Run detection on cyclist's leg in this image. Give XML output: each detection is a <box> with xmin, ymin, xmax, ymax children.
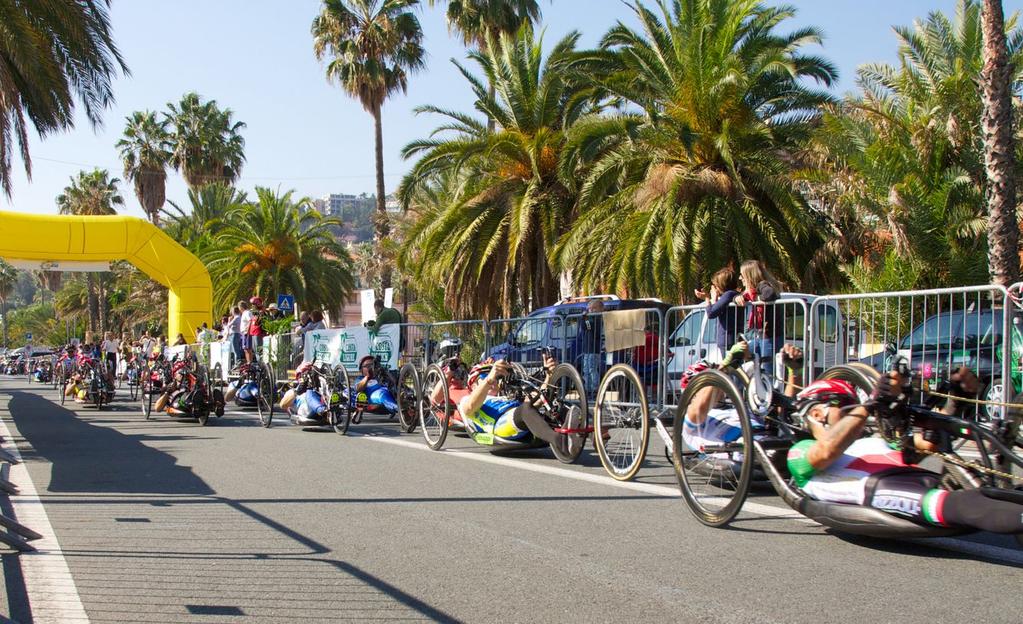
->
<box><xmin>931</xmin><ymin>489</ymin><xmax>1023</xmax><ymax>534</ymax></box>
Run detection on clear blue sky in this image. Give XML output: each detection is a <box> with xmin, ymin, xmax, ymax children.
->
<box><xmin>3</xmin><ymin>0</ymin><xmax>1019</xmax><ymax>219</ymax></box>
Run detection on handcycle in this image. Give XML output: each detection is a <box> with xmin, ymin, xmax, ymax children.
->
<box><xmin>148</xmin><ymin>352</ymin><xmax>225</xmax><ymax>426</ymax></box>
<box><xmin>225</xmin><ymin>360</ymin><xmax>276</xmax><ymax>427</ymax></box>
<box><xmin>418</xmin><ymin>356</ymin><xmax>590</xmax><ymax>463</ymax></box>
<box><xmin>281</xmin><ymin>361</ymin><xmax>350</xmax><ymax>433</ymax></box>
<box><xmin>66</xmin><ymin>356</ymin><xmax>114</xmax><ymax>409</ymax></box>
<box><xmin>328</xmin><ymin>355</ymin><xmax>401</xmax><ymax>435</ymax></box>
<box><xmin>671</xmin><ymin>359</ymin><xmax>1023</xmax><ymax>538</ymax></box>
<box><xmin>590</xmin><ymin>339</ymin><xmax>858</xmax><ymax>481</ymax></box>
<box><xmin>141</xmin><ymin>355</ymin><xmax>172</xmax><ymax>419</ymax></box>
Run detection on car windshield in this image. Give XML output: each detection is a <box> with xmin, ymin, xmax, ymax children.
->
<box><xmin>899</xmin><ymin>309</ymin><xmax>1004</xmax><ymax>350</ymax></box>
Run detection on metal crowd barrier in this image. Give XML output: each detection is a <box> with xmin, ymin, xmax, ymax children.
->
<box><xmin>423</xmin><ymin>320</ymin><xmax>490</xmax><ymax>371</ymax></box>
<box><xmin>808</xmin><ymin>285</ymin><xmax>1014</xmax><ymax>421</ymax></box>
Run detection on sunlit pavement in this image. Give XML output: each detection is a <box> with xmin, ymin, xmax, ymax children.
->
<box><xmin>0</xmin><ymin>376</ymin><xmax>1020</xmax><ymax>624</ymax></box>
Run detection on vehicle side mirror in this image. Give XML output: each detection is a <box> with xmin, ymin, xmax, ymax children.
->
<box><xmin>506</xmin><ymin>331</ymin><xmax>517</xmax><ymax>346</ymax></box>
<box><xmin>674</xmin><ymin>336</ymin><xmax>691</xmax><ymax>347</ymax></box>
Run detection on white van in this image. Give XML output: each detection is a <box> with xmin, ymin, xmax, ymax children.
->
<box><xmin>665</xmin><ymin>294</ymin><xmax>846</xmax><ymax>382</ymax></box>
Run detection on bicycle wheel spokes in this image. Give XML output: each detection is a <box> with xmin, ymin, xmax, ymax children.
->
<box><xmin>547</xmin><ymin>363</ymin><xmax>589</xmax><ymax>464</ymax></box>
<box><xmin>419</xmin><ymin>365</ymin><xmax>449</xmax><ymax>450</ymax></box>
<box><xmin>672</xmin><ymin>369</ymin><xmax>752</xmax><ymax>527</ymax></box>
<box><xmin>594</xmin><ymin>364</ymin><xmax>649</xmax><ymax>480</ymax></box>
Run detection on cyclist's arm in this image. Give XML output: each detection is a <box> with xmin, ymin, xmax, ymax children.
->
<box><xmin>804</xmin><ymin>405</ymin><xmax>870</xmax><ymax>470</ymax></box>
<box><xmin>458</xmin><ymin>374</ymin><xmax>498</xmax><ymax>418</ymax></box>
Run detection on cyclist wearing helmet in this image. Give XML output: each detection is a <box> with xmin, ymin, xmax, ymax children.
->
<box><xmin>431</xmin><ymin>353</ymin><xmax>560</xmax><ymax>445</ymax></box>
<box><xmin>788</xmin><ymin>368</ymin><xmax>1023</xmax><ymax>534</ymax></box>
<box><xmin>280</xmin><ymin>361</ymin><xmax>330</xmax><ymax>425</ymax></box>
<box><xmin>354</xmin><ymin>355</ymin><xmax>399</xmax><ymax>415</ymax></box>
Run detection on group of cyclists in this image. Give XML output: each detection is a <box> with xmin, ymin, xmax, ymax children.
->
<box><xmin>6</xmin><ymin>279</ymin><xmax>1023</xmax><ymax>547</ymax></box>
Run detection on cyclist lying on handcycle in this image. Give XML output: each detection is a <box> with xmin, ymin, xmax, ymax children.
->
<box><xmin>279</xmin><ymin>361</ymin><xmax>332</xmax><ymax>426</ymax></box>
<box><xmin>353</xmin><ymin>355</ymin><xmax>398</xmax><ymax>418</ymax></box>
<box><xmin>432</xmin><ymin>353</ymin><xmax>561</xmax><ymax>445</ymax></box>
<box><xmin>788</xmin><ymin>367</ymin><xmax>1023</xmax><ymax>534</ymax></box>
<box><xmin>679</xmin><ymin>343</ymin><xmax>804</xmax><ymax>454</ymax></box>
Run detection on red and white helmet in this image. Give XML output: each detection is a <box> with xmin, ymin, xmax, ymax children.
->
<box><xmin>295</xmin><ymin>361</ymin><xmax>313</xmax><ymax>379</ymax></box>
<box><xmin>795</xmin><ymin>379</ymin><xmax>858</xmax><ymax>416</ymax></box>
<box><xmin>249</xmin><ymin>296</ymin><xmax>263</xmax><ymax>307</ymax></box>
<box><xmin>171</xmin><ymin>361</ymin><xmax>188</xmax><ymax>376</ymax></box>
<box><xmin>466</xmin><ymin>362</ymin><xmax>493</xmax><ymax>389</ymax></box>
<box><xmin>680</xmin><ymin>361</ymin><xmax>711</xmax><ymax>391</ymax></box>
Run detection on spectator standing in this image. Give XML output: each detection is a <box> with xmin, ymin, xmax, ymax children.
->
<box><xmin>698</xmin><ymin>266</ymin><xmax>744</xmax><ymax>359</ymax></box>
<box><xmin>373</xmin><ymin>299</ymin><xmax>402</xmax><ymax>329</ymax></box>
<box><xmin>735</xmin><ymin>260</ymin><xmax>783</xmax><ymax>363</ymax></box>
<box><xmin>239</xmin><ymin>300</ymin><xmax>253</xmax><ymax>363</ymax></box>
<box><xmin>226</xmin><ymin>307</ymin><xmax>243</xmax><ymax>365</ymax></box>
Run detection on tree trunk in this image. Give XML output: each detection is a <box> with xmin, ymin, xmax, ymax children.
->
<box><xmin>981</xmin><ymin>0</ymin><xmax>1020</xmax><ymax>286</ymax></box>
<box><xmin>372</xmin><ymin>103</ymin><xmax>392</xmax><ymax>290</ymax></box>
<box><xmin>87</xmin><ymin>274</ymin><xmax>99</xmax><ymax>333</ymax></box>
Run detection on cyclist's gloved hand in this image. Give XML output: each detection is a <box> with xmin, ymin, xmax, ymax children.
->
<box><xmin>720</xmin><ymin>341</ymin><xmax>749</xmax><ymax>369</ymax></box>
<box><xmin>870</xmin><ymin>370</ymin><xmax>907</xmax><ymax>411</ymax></box>
<box><xmin>781</xmin><ymin>344</ymin><xmax>804</xmax><ymax>376</ymax></box>
<box><xmin>948</xmin><ymin>367</ymin><xmax>981</xmax><ymax>399</ymax></box>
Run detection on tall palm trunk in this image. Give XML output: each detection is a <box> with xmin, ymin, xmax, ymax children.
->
<box><xmin>373</xmin><ymin>102</ymin><xmax>392</xmax><ymax>290</ymax></box>
<box><xmin>87</xmin><ymin>274</ymin><xmax>99</xmax><ymax>332</ymax></box>
<box><xmin>981</xmin><ymin>0</ymin><xmax>1019</xmax><ymax>286</ymax></box>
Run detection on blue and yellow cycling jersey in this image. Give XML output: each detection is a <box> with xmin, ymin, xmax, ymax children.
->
<box><xmin>461</xmin><ymin>395</ymin><xmax>527</xmax><ymax>442</ymax></box>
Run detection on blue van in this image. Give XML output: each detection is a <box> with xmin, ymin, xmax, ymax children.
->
<box><xmin>487</xmin><ymin>295</ymin><xmax>670</xmax><ymax>371</ymax></box>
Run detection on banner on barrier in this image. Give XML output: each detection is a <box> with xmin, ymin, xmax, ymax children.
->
<box><xmin>304</xmin><ymin>325</ymin><xmax>400</xmax><ymax>370</ymax></box>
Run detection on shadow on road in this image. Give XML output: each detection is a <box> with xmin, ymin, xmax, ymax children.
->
<box><xmin>7</xmin><ymin>391</ymin><xmax>214</xmax><ymax>496</ymax></box>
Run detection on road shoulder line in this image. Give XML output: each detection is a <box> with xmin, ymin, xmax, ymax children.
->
<box><xmin>0</xmin><ymin>413</ymin><xmax>89</xmax><ymax>623</ymax></box>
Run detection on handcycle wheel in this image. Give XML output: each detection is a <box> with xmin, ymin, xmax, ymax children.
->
<box><xmin>397</xmin><ymin>363</ymin><xmax>421</xmax><ymax>434</ymax></box>
<box><xmin>547</xmin><ymin>363</ymin><xmax>590</xmax><ymax>464</ymax></box>
<box><xmin>329</xmin><ymin>365</ymin><xmax>352</xmax><ymax>435</ymax></box>
<box><xmin>594</xmin><ymin>363</ymin><xmax>649</xmax><ymax>479</ymax></box>
<box><xmin>672</xmin><ymin>369</ymin><xmax>753</xmax><ymax>527</ymax></box>
<box><xmin>419</xmin><ymin>364</ymin><xmax>450</xmax><ymax>450</ymax></box>
<box><xmin>256</xmin><ymin>363</ymin><xmax>275</xmax><ymax>428</ymax></box>
<box><xmin>142</xmin><ymin>376</ymin><xmax>154</xmax><ymax>419</ymax></box>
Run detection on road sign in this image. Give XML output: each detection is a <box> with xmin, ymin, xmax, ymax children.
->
<box><xmin>277</xmin><ymin>294</ymin><xmax>295</xmax><ymax>313</ymax></box>
<box><xmin>25</xmin><ymin>333</ymin><xmax>32</xmax><ymax>341</ymax></box>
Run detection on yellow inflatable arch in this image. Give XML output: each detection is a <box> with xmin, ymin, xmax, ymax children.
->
<box><xmin>0</xmin><ymin>210</ymin><xmax>212</xmax><ymax>339</ymax></box>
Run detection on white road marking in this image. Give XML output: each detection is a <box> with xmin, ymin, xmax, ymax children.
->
<box><xmin>358</xmin><ymin>433</ymin><xmax>1023</xmax><ymax>564</ymax></box>
<box><xmin>356</xmin><ymin>433</ymin><xmax>809</xmax><ymax>520</ymax></box>
<box><xmin>0</xmin><ymin>415</ymin><xmax>90</xmax><ymax>623</ymax></box>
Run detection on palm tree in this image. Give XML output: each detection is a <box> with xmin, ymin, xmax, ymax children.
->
<box><xmin>202</xmin><ymin>187</ymin><xmax>357</xmax><ymax>316</ymax></box>
<box><xmin>56</xmin><ymin>169</ymin><xmax>123</xmax><ymax>330</ymax></box>
<box><xmin>429</xmin><ymin>0</ymin><xmax>540</xmax><ymax>49</ymax></box>
<box><xmin>399</xmin><ymin>26</ymin><xmax>591</xmax><ymax>317</ymax></box>
<box><xmin>980</xmin><ymin>0</ymin><xmax>1020</xmax><ymax>286</ymax></box>
<box><xmin>803</xmin><ymin>0</ymin><xmax>1021</xmax><ymax>290</ymax></box>
<box><xmin>0</xmin><ymin>260</ymin><xmax>17</xmax><ymax>347</ymax></box>
<box><xmin>163</xmin><ymin>183</ymin><xmax>248</xmax><ymax>254</ymax></box>
<box><xmin>0</xmin><ymin>0</ymin><xmax>128</xmax><ymax>196</ymax></box>
<box><xmin>557</xmin><ymin>0</ymin><xmax>837</xmax><ymax>300</ymax></box>
<box><xmin>312</xmin><ymin>0</ymin><xmax>426</xmax><ymax>290</ymax></box>
<box><xmin>165</xmin><ymin>92</ymin><xmax>247</xmax><ymax>190</ymax></box>
<box><xmin>117</xmin><ymin>111</ymin><xmax>172</xmax><ymax>225</ymax></box>
<box><xmin>429</xmin><ymin>0</ymin><xmax>542</xmax><ymax>131</ymax></box>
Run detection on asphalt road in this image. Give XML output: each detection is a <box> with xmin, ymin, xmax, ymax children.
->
<box><xmin>0</xmin><ymin>376</ymin><xmax>1020</xmax><ymax>624</ymax></box>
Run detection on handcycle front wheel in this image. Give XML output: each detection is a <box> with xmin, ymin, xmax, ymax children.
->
<box><xmin>672</xmin><ymin>368</ymin><xmax>753</xmax><ymax>527</ymax></box>
<box><xmin>256</xmin><ymin>363</ymin><xmax>275</xmax><ymax>428</ymax></box>
<box><xmin>594</xmin><ymin>363</ymin><xmax>648</xmax><ymax>479</ymax></box>
<box><xmin>397</xmin><ymin>363</ymin><xmax>421</xmax><ymax>433</ymax></box>
<box><xmin>329</xmin><ymin>365</ymin><xmax>352</xmax><ymax>435</ymax></box>
<box><xmin>419</xmin><ymin>364</ymin><xmax>450</xmax><ymax>450</ymax></box>
<box><xmin>546</xmin><ymin>363</ymin><xmax>590</xmax><ymax>464</ymax></box>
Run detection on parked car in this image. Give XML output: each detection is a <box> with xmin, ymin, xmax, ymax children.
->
<box><xmin>664</xmin><ymin>294</ymin><xmax>845</xmax><ymax>383</ymax></box>
<box><xmin>857</xmin><ymin>308</ymin><xmax>1023</xmax><ymax>420</ymax></box>
<box><xmin>487</xmin><ymin>295</ymin><xmax>670</xmax><ymax>372</ymax></box>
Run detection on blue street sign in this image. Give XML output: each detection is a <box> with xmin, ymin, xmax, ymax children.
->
<box><xmin>277</xmin><ymin>294</ymin><xmax>295</xmax><ymax>312</ymax></box>
<box><xmin>25</xmin><ymin>333</ymin><xmax>32</xmax><ymax>340</ymax></box>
